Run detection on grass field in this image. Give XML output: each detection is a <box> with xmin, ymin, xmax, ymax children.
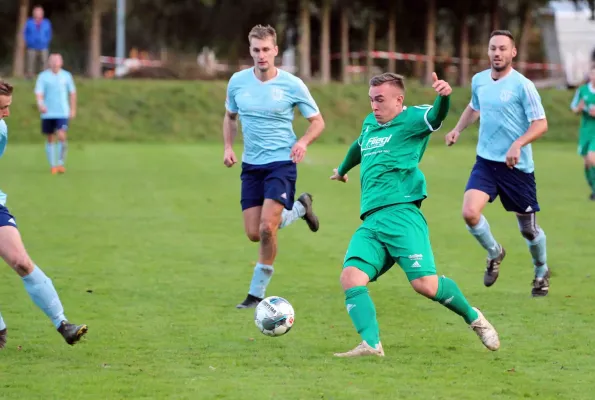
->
<box><xmin>0</xmin><ymin>141</ymin><xmax>594</xmax><ymax>399</ymax></box>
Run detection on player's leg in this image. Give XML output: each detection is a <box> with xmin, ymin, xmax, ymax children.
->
<box><xmin>0</xmin><ymin>208</ymin><xmax>87</xmax><ymax>345</ymax></box>
<box><xmin>497</xmin><ymin>166</ymin><xmax>549</xmax><ymax>296</ymax></box>
<box><xmin>382</xmin><ymin>204</ymin><xmax>500</xmax><ymax>351</ymax></box>
<box><xmin>42</xmin><ymin>119</ymin><xmax>58</xmax><ymax>173</ymax></box>
<box><xmin>587</xmin><ymin>149</ymin><xmax>595</xmax><ymax>200</ymax></box>
<box><xmin>272</xmin><ymin>162</ymin><xmax>319</xmax><ymax>232</ymax></box>
<box><xmin>334</xmin><ymin>221</ymin><xmax>388</xmax><ymax>357</ymax></box>
<box><xmin>462</xmin><ymin>158</ymin><xmax>506</xmax><ymax>286</ymax></box>
<box><xmin>55</xmin><ymin>120</ymin><xmax>69</xmax><ymax>173</ymax></box>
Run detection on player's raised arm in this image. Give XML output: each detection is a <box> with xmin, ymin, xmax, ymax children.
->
<box><xmin>331</xmin><ymin>139</ymin><xmax>361</xmax><ymax>183</ymax></box>
<box><xmin>425</xmin><ymin>72</ymin><xmax>451</xmax><ymax>130</ymax></box>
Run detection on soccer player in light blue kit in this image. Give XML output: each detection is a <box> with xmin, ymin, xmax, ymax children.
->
<box><xmin>0</xmin><ymin>81</ymin><xmax>87</xmax><ymax>349</ymax></box>
<box><xmin>223</xmin><ymin>25</ymin><xmax>325</xmax><ymax>308</ymax></box>
<box><xmin>35</xmin><ymin>53</ymin><xmax>76</xmax><ymax>174</ymax></box>
<box><xmin>445</xmin><ymin>30</ymin><xmax>550</xmax><ymax>297</ymax></box>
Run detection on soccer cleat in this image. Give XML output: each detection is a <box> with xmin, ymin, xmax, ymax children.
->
<box><xmin>531</xmin><ymin>269</ymin><xmax>550</xmax><ymax>297</ymax></box>
<box><xmin>56</xmin><ymin>165</ymin><xmax>66</xmax><ymax>174</ymax></box>
<box><xmin>469</xmin><ymin>307</ymin><xmax>500</xmax><ymax>351</ymax></box>
<box><xmin>484</xmin><ymin>245</ymin><xmax>506</xmax><ymax>287</ymax></box>
<box><xmin>590</xmin><ymin>193</ymin><xmax>595</xmax><ymax>201</ymax></box>
<box><xmin>297</xmin><ymin>193</ymin><xmax>319</xmax><ymax>232</ymax></box>
<box><xmin>0</xmin><ymin>328</ymin><xmax>6</xmax><ymax>349</ymax></box>
<box><xmin>236</xmin><ymin>294</ymin><xmax>262</xmax><ymax>309</ymax></box>
<box><xmin>334</xmin><ymin>340</ymin><xmax>385</xmax><ymax>357</ymax></box>
<box><xmin>51</xmin><ymin>167</ymin><xmax>59</xmax><ymax>175</ymax></box>
<box><xmin>57</xmin><ymin>321</ymin><xmax>88</xmax><ymax>345</ymax></box>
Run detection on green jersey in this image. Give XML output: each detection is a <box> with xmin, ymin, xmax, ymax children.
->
<box><xmin>338</xmin><ymin>95</ymin><xmax>450</xmax><ymax>220</ymax></box>
<box><xmin>571</xmin><ymin>83</ymin><xmax>595</xmax><ymax>138</ymax></box>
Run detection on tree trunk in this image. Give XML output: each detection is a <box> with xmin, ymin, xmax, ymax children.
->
<box><xmin>459</xmin><ymin>5</ymin><xmax>470</xmax><ymax>86</ymax></box>
<box><xmin>366</xmin><ymin>16</ymin><xmax>376</xmax><ymax>80</ymax></box>
<box><xmin>387</xmin><ymin>1</ymin><xmax>396</xmax><ymax>73</ymax></box>
<box><xmin>319</xmin><ymin>0</ymin><xmax>331</xmax><ymax>83</ymax></box>
<box><xmin>491</xmin><ymin>0</ymin><xmax>500</xmax><ymax>31</ymax></box>
<box><xmin>299</xmin><ymin>0</ymin><xmax>311</xmax><ymax>80</ymax></box>
<box><xmin>12</xmin><ymin>0</ymin><xmax>30</xmax><ymax>78</ymax></box>
<box><xmin>424</xmin><ymin>0</ymin><xmax>436</xmax><ymax>84</ymax></box>
<box><xmin>517</xmin><ymin>0</ymin><xmax>533</xmax><ymax>75</ymax></box>
<box><xmin>340</xmin><ymin>6</ymin><xmax>349</xmax><ymax>83</ymax></box>
<box><xmin>87</xmin><ymin>0</ymin><xmax>103</xmax><ymax>78</ymax></box>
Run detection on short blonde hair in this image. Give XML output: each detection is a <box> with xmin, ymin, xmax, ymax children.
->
<box><xmin>369</xmin><ymin>73</ymin><xmax>405</xmax><ymax>91</ymax></box>
<box><xmin>248</xmin><ymin>25</ymin><xmax>277</xmax><ymax>45</ymax></box>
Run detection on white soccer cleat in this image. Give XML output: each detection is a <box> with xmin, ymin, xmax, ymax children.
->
<box><xmin>469</xmin><ymin>307</ymin><xmax>500</xmax><ymax>351</ymax></box>
<box><xmin>334</xmin><ymin>340</ymin><xmax>385</xmax><ymax>357</ymax></box>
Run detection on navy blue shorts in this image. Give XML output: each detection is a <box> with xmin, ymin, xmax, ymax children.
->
<box><xmin>465</xmin><ymin>156</ymin><xmax>540</xmax><ymax>214</ymax></box>
<box><xmin>240</xmin><ymin>161</ymin><xmax>297</xmax><ymax>211</ymax></box>
<box><xmin>42</xmin><ymin>118</ymin><xmax>69</xmax><ymax>135</ymax></box>
<box><xmin>0</xmin><ymin>205</ymin><xmax>17</xmax><ymax>228</ymax></box>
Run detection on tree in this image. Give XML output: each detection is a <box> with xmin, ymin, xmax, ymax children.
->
<box><xmin>12</xmin><ymin>0</ymin><xmax>29</xmax><ymax>78</ymax></box>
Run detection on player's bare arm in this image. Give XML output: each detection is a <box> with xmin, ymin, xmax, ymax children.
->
<box><xmin>446</xmin><ymin>106</ymin><xmax>480</xmax><ymax>146</ymax></box>
<box><xmin>290</xmin><ymin>113</ymin><xmax>325</xmax><ymax>163</ymax></box>
<box><xmin>69</xmin><ymin>91</ymin><xmax>77</xmax><ymax>119</ymax></box>
<box><xmin>505</xmin><ymin>118</ymin><xmax>548</xmax><ymax>168</ymax></box>
<box><xmin>222</xmin><ymin>110</ymin><xmax>238</xmax><ymax>167</ymax></box>
<box><xmin>35</xmin><ymin>93</ymin><xmax>47</xmax><ymax>114</ymax></box>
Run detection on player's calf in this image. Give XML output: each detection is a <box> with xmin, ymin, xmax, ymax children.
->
<box><xmin>517</xmin><ymin>213</ymin><xmax>549</xmax><ymax>296</ymax></box>
<box><xmin>0</xmin><ymin>328</ymin><xmax>6</xmax><ymax>349</ymax></box>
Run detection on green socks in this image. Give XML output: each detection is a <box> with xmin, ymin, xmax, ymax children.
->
<box><xmin>432</xmin><ymin>276</ymin><xmax>478</xmax><ymax>324</ymax></box>
<box><xmin>344</xmin><ymin>286</ymin><xmax>380</xmax><ymax>348</ymax></box>
<box><xmin>585</xmin><ymin>166</ymin><xmax>595</xmax><ymax>194</ymax></box>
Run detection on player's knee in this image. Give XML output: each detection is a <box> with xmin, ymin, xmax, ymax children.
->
<box><xmin>340</xmin><ymin>267</ymin><xmax>369</xmax><ymax>291</ymax></box>
<box><xmin>245</xmin><ymin>227</ymin><xmax>260</xmax><ymax>242</ymax></box>
<box><xmin>462</xmin><ymin>206</ymin><xmax>481</xmax><ymax>226</ymax></box>
<box><xmin>517</xmin><ymin>214</ymin><xmax>540</xmax><ymax>241</ymax></box>
<box><xmin>258</xmin><ymin>221</ymin><xmax>276</xmax><ymax>244</ymax></box>
<box><xmin>6</xmin><ymin>252</ymin><xmax>34</xmax><ymax>277</ymax></box>
<box><xmin>410</xmin><ymin>275</ymin><xmax>438</xmax><ymax>298</ymax></box>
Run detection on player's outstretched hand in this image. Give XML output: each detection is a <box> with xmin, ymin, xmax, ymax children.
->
<box><xmin>223</xmin><ymin>148</ymin><xmax>237</xmax><ymax>168</ymax></box>
<box><xmin>291</xmin><ymin>140</ymin><xmax>307</xmax><ymax>163</ymax></box>
<box><xmin>432</xmin><ymin>72</ymin><xmax>452</xmax><ymax>96</ymax></box>
<box><xmin>445</xmin><ymin>130</ymin><xmax>460</xmax><ymax>146</ymax></box>
<box><xmin>330</xmin><ymin>168</ymin><xmax>348</xmax><ymax>183</ymax></box>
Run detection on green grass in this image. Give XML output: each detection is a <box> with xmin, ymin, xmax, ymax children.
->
<box><xmin>0</xmin><ymin>142</ymin><xmax>593</xmax><ymax>399</ymax></box>
<box><xmin>4</xmin><ymin>78</ymin><xmax>581</xmax><ymax>143</ymax></box>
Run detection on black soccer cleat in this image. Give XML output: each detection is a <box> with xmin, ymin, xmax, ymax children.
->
<box><xmin>236</xmin><ymin>294</ymin><xmax>262</xmax><ymax>309</ymax></box>
<box><xmin>0</xmin><ymin>328</ymin><xmax>6</xmax><ymax>349</ymax></box>
<box><xmin>590</xmin><ymin>193</ymin><xmax>595</xmax><ymax>201</ymax></box>
<box><xmin>297</xmin><ymin>193</ymin><xmax>319</xmax><ymax>232</ymax></box>
<box><xmin>58</xmin><ymin>321</ymin><xmax>88</xmax><ymax>345</ymax></box>
<box><xmin>484</xmin><ymin>245</ymin><xmax>506</xmax><ymax>287</ymax></box>
<box><xmin>531</xmin><ymin>269</ymin><xmax>550</xmax><ymax>297</ymax></box>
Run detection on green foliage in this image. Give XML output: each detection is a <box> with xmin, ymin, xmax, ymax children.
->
<box><xmin>5</xmin><ymin>79</ymin><xmax>579</xmax><ymax>144</ymax></box>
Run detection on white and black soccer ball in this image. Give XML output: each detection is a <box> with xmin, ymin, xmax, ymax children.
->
<box><xmin>254</xmin><ymin>296</ymin><xmax>295</xmax><ymax>337</ymax></box>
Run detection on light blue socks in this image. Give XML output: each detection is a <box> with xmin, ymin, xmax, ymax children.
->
<box><xmin>45</xmin><ymin>141</ymin><xmax>56</xmax><ymax>167</ymax></box>
<box><xmin>466</xmin><ymin>215</ymin><xmax>501</xmax><ymax>259</ymax></box>
<box><xmin>279</xmin><ymin>201</ymin><xmax>305</xmax><ymax>229</ymax></box>
<box><xmin>22</xmin><ymin>266</ymin><xmax>66</xmax><ymax>329</ymax></box>
<box><xmin>0</xmin><ymin>313</ymin><xmax>5</xmax><ymax>331</ymax></box>
<box><xmin>527</xmin><ymin>229</ymin><xmax>548</xmax><ymax>278</ymax></box>
<box><xmin>248</xmin><ymin>263</ymin><xmax>274</xmax><ymax>299</ymax></box>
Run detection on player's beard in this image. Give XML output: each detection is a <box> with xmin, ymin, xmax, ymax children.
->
<box><xmin>491</xmin><ymin>59</ymin><xmax>510</xmax><ymax>72</ymax></box>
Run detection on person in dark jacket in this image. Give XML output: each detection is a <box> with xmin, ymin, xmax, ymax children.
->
<box><xmin>24</xmin><ymin>6</ymin><xmax>52</xmax><ymax>79</ymax></box>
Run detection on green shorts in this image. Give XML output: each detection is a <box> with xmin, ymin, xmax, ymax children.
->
<box><xmin>343</xmin><ymin>203</ymin><xmax>436</xmax><ymax>282</ymax></box>
<box><xmin>578</xmin><ymin>135</ymin><xmax>595</xmax><ymax>157</ymax></box>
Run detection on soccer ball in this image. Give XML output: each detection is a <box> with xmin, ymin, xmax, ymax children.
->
<box><xmin>254</xmin><ymin>296</ymin><xmax>295</xmax><ymax>337</ymax></box>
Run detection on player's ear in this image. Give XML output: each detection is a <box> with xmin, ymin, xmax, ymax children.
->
<box><xmin>512</xmin><ymin>46</ymin><xmax>517</xmax><ymax>58</ymax></box>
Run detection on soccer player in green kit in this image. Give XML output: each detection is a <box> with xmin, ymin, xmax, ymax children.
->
<box><xmin>330</xmin><ymin>72</ymin><xmax>500</xmax><ymax>357</ymax></box>
<box><xmin>570</xmin><ymin>66</ymin><xmax>595</xmax><ymax>200</ymax></box>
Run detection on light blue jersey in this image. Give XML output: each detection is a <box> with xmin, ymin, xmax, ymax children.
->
<box><xmin>225</xmin><ymin>67</ymin><xmax>320</xmax><ymax>165</ymax></box>
<box><xmin>35</xmin><ymin>69</ymin><xmax>76</xmax><ymax>119</ymax></box>
<box><xmin>0</xmin><ymin>120</ymin><xmax>8</xmax><ymax>205</ymax></box>
<box><xmin>470</xmin><ymin>69</ymin><xmax>546</xmax><ymax>173</ymax></box>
